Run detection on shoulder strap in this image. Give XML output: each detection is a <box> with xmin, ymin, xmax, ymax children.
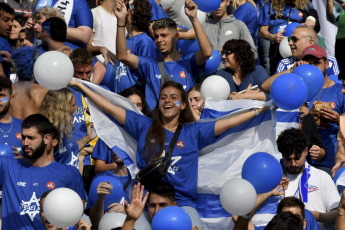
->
<box><xmin>157</xmin><ymin>57</ymin><xmax>173</xmax><ymax>89</ymax></box>
<box><xmin>163</xmin><ymin>124</ymin><xmax>182</xmax><ymax>162</ymax></box>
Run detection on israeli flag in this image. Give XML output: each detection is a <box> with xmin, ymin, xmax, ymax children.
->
<box><xmin>79</xmin><ymin>79</ymin><xmax>298</xmax><ymax>229</ymax></box>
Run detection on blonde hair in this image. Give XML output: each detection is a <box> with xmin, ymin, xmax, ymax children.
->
<box><xmin>40</xmin><ymin>88</ymin><xmax>74</xmax><ymax>148</ymax></box>
<box><xmin>262</xmin><ymin>0</ymin><xmax>308</xmax><ymax>19</ymax></box>
<box><xmin>34</xmin><ymin>7</ymin><xmax>65</xmax><ymax>21</ymax></box>
<box><xmin>232</xmin><ymin>0</ymin><xmax>257</xmax><ymax>11</ymax></box>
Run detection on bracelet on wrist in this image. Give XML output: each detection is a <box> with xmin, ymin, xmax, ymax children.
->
<box><xmin>117</xmin><ymin>24</ymin><xmax>126</xmax><ymax>27</ymax></box>
<box><xmin>338</xmin><ymin>211</ymin><xmax>345</xmax><ymax>216</ymax></box>
<box><xmin>253</xmin><ymin>108</ymin><xmax>260</xmax><ymax>116</ymax></box>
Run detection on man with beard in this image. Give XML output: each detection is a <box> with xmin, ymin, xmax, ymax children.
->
<box><xmin>0</xmin><ymin>114</ymin><xmax>85</xmax><ymax>229</ymax></box>
<box><xmin>277</xmin><ymin>128</ymin><xmax>340</xmax><ymax>229</ymax></box>
<box><xmin>0</xmin><ymin>77</ymin><xmax>22</xmax><ymax>154</ymax></box>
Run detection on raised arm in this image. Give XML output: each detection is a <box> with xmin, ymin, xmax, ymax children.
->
<box><xmin>122</xmin><ymin>183</ymin><xmax>149</xmax><ymax>230</ymax></box>
<box><xmin>115</xmin><ymin>0</ymin><xmax>139</xmax><ymax>71</ymax></box>
<box><xmin>69</xmin><ymin>80</ymin><xmax>126</xmax><ymax>125</ymax></box>
<box><xmin>185</xmin><ymin>0</ymin><xmax>212</xmax><ymax>66</ymax></box>
<box><xmin>262</xmin><ymin>61</ymin><xmax>309</xmax><ymax>93</ymax></box>
<box><xmin>214</xmin><ymin>106</ymin><xmax>270</xmax><ymax>136</ymax></box>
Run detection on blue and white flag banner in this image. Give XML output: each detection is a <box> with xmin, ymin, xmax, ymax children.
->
<box><xmin>76</xmin><ymin>79</ymin><xmax>298</xmax><ymax>229</ymax></box>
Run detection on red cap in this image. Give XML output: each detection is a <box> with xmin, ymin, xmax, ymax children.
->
<box><xmin>301</xmin><ymin>45</ymin><xmax>327</xmax><ymax>60</ymax></box>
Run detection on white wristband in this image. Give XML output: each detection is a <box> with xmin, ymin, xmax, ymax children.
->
<box><xmin>306</xmin><ymin>16</ymin><xmax>316</xmax><ymax>23</ymax></box>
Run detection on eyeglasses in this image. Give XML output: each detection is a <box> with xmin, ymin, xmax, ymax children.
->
<box><xmin>288</xmin><ymin>35</ymin><xmax>312</xmax><ymax>43</ymax></box>
<box><xmin>221</xmin><ymin>50</ymin><xmax>232</xmax><ymax>56</ymax></box>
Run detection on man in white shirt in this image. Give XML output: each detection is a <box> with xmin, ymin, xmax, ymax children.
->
<box><xmin>277</xmin><ymin>128</ymin><xmax>340</xmax><ymax>230</ymax></box>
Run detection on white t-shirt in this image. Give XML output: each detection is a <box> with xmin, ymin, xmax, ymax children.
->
<box><xmin>286</xmin><ymin>165</ymin><xmax>340</xmax><ymax>230</ymax></box>
<box><xmin>91</xmin><ymin>6</ymin><xmax>117</xmax><ymax>63</ymax></box>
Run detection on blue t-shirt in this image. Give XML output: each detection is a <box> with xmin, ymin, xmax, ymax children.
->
<box><xmin>149</xmin><ymin>0</ymin><xmax>168</xmax><ymax>21</ymax></box>
<box><xmin>34</xmin><ymin>0</ymin><xmax>92</xmax><ymax>29</ymax></box>
<box><xmin>0</xmin><ymin>117</ymin><xmax>23</xmax><ymax>150</ymax></box>
<box><xmin>124</xmin><ymin>110</ymin><xmax>216</xmax><ymax>208</ymax></box>
<box><xmin>102</xmin><ymin>33</ymin><xmax>157</xmax><ymax>93</ymax></box>
<box><xmin>69</xmin><ymin>87</ymin><xmax>88</xmax><ymax>141</ymax></box>
<box><xmin>137</xmin><ymin>54</ymin><xmax>200</xmax><ymax>110</ymax></box>
<box><xmin>54</xmin><ymin>135</ymin><xmax>80</xmax><ymax>169</ymax></box>
<box><xmin>233</xmin><ymin>3</ymin><xmax>259</xmax><ymax>47</ymax></box>
<box><xmin>92</xmin><ymin>138</ymin><xmax>111</xmax><ymax>163</ymax></box>
<box><xmin>0</xmin><ymin>37</ymin><xmax>13</xmax><ymax>77</ymax></box>
<box><xmin>308</xmin><ymin>83</ymin><xmax>345</xmax><ymax>168</ymax></box>
<box><xmin>34</xmin><ymin>0</ymin><xmax>92</xmax><ymax>47</ymax></box>
<box><xmin>259</xmin><ymin>1</ymin><xmax>314</xmax><ymax>34</ymax></box>
<box><xmin>0</xmin><ymin>158</ymin><xmax>85</xmax><ymax>229</ymax></box>
<box><xmin>216</xmin><ymin>65</ymin><xmax>271</xmax><ymax>101</ymax></box>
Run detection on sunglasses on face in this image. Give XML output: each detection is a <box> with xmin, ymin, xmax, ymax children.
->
<box><xmin>288</xmin><ymin>35</ymin><xmax>311</xmax><ymax>43</ymax></box>
<box><xmin>221</xmin><ymin>50</ymin><xmax>232</xmax><ymax>56</ymax></box>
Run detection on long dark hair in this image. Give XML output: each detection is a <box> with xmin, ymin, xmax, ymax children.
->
<box><xmin>143</xmin><ymin>81</ymin><xmax>195</xmax><ymax>162</ymax></box>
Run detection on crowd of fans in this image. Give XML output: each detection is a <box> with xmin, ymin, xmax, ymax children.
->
<box><xmin>1</xmin><ymin>0</ymin><xmax>345</xmax><ymax>229</ymax></box>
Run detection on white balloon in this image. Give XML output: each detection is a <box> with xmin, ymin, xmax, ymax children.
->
<box><xmin>98</xmin><ymin>212</ymin><xmax>127</xmax><ymax>230</ymax></box>
<box><xmin>279</xmin><ymin>37</ymin><xmax>292</xmax><ymax>58</ymax></box>
<box><xmin>220</xmin><ymin>178</ymin><xmax>257</xmax><ymax>216</ymax></box>
<box><xmin>200</xmin><ymin>75</ymin><xmax>230</xmax><ymax>100</ymax></box>
<box><xmin>178</xmin><ymin>5</ymin><xmax>207</xmax><ymax>29</ymax></box>
<box><xmin>43</xmin><ymin>188</ymin><xmax>83</xmax><ymax>228</ymax></box>
<box><xmin>34</xmin><ymin>51</ymin><xmax>74</xmax><ymax>90</ymax></box>
<box><xmin>160</xmin><ymin>0</ymin><xmax>175</xmax><ymax>9</ymax></box>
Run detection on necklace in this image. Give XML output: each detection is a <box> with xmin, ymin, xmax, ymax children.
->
<box><xmin>0</xmin><ymin>117</ymin><xmax>13</xmax><ymax>136</ymax></box>
<box><xmin>315</xmin><ymin>78</ymin><xmax>332</xmax><ymax>102</ymax></box>
<box><xmin>163</xmin><ymin>125</ymin><xmax>178</xmax><ymax>131</ymax></box>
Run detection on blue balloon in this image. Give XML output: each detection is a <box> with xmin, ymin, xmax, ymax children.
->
<box><xmin>334</xmin><ymin>167</ymin><xmax>345</xmax><ymax>183</ymax></box>
<box><xmin>0</xmin><ymin>144</ymin><xmax>14</xmax><ymax>157</ymax></box>
<box><xmin>176</xmin><ymin>39</ymin><xmax>200</xmax><ymax>54</ymax></box>
<box><xmin>194</xmin><ymin>0</ymin><xmax>222</xmax><ymax>13</ymax></box>
<box><xmin>242</xmin><ymin>152</ymin><xmax>283</xmax><ymax>194</ymax></box>
<box><xmin>89</xmin><ymin>175</ymin><xmax>124</xmax><ymax>211</ymax></box>
<box><xmin>270</xmin><ymin>73</ymin><xmax>308</xmax><ymax>110</ymax></box>
<box><xmin>292</xmin><ymin>64</ymin><xmax>324</xmax><ymax>102</ymax></box>
<box><xmin>283</xmin><ymin>22</ymin><xmax>301</xmax><ymax>36</ymax></box>
<box><xmin>203</xmin><ymin>50</ymin><xmax>221</xmax><ymax>74</ymax></box>
<box><xmin>152</xmin><ymin>206</ymin><xmax>192</xmax><ymax>230</ymax></box>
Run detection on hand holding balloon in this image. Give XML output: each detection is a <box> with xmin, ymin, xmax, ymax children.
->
<box><xmin>96</xmin><ymin>181</ymin><xmax>113</xmax><ymax>199</ymax></box>
<box><xmin>43</xmin><ymin>188</ymin><xmax>84</xmax><ymax>228</ymax></box>
<box><xmin>185</xmin><ymin>0</ymin><xmax>198</xmax><ymax>20</ymax></box>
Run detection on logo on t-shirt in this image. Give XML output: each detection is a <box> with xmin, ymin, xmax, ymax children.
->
<box><xmin>127</xmin><ymin>49</ymin><xmax>131</xmax><ymax>54</ymax></box>
<box><xmin>176</xmin><ymin>140</ymin><xmax>184</xmax><ymax>148</ymax></box>
<box><xmin>16</xmin><ymin>133</ymin><xmax>22</xmax><ymax>140</ymax></box>
<box><xmin>46</xmin><ymin>181</ymin><xmax>55</xmax><ymax>190</ymax></box>
<box><xmin>298</xmin><ymin>11</ymin><xmax>303</xmax><ymax>17</ymax></box>
<box><xmin>20</xmin><ymin>192</ymin><xmax>41</xmax><ymax>221</ymax></box>
<box><xmin>308</xmin><ymin>184</ymin><xmax>319</xmax><ymax>192</ymax></box>
<box><xmin>180</xmin><ymin>71</ymin><xmax>186</xmax><ymax>79</ymax></box>
<box><xmin>330</xmin><ymin>101</ymin><xmax>336</xmax><ymax>109</ymax></box>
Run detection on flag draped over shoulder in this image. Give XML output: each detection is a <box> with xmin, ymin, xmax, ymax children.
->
<box><xmin>79</xmin><ymin>79</ymin><xmax>299</xmax><ymax>230</ymax></box>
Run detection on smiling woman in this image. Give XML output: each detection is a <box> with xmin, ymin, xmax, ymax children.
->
<box><xmin>69</xmin><ymin>79</ymin><xmax>270</xmax><ymax>228</ymax></box>
<box><xmin>216</xmin><ymin>39</ymin><xmax>270</xmax><ymax>101</ymax></box>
